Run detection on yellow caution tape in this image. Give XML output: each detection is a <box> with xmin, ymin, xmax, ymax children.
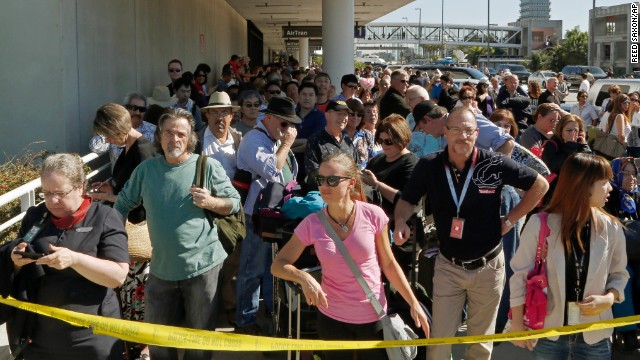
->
<box><xmin>1</xmin><ymin>296</ymin><xmax>639</xmax><ymax>351</ymax></box>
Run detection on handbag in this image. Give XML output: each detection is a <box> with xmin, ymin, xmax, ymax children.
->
<box><xmin>508</xmin><ymin>212</ymin><xmax>550</xmax><ymax>330</ymax></box>
<box><xmin>196</xmin><ymin>155</ymin><xmax>245</xmax><ymax>254</ymax></box>
<box><xmin>125</xmin><ymin>220</ymin><xmax>152</xmax><ymax>262</ymax></box>
<box><xmin>317</xmin><ymin>210</ymin><xmax>418</xmax><ymax>360</ymax></box>
<box><xmin>593</xmin><ymin>118</ymin><xmax>627</xmax><ymax>159</ymax></box>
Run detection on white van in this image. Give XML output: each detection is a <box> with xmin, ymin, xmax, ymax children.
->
<box><xmin>587</xmin><ymin>79</ymin><xmax>640</xmax><ymax>111</ymax></box>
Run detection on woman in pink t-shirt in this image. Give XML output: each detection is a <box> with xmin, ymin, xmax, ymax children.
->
<box><xmin>272</xmin><ymin>153</ymin><xmax>429</xmax><ymax>360</ymax></box>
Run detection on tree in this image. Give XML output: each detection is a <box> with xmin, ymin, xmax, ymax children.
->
<box><xmin>555</xmin><ymin>29</ymin><xmax>588</xmax><ymax>68</ymax></box>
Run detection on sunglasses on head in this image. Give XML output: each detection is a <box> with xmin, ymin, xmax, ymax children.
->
<box><xmin>314</xmin><ymin>175</ymin><xmax>351</xmax><ymax>187</ymax></box>
<box><xmin>348</xmin><ymin>112</ymin><xmax>364</xmax><ymax>118</ymax></box>
<box><xmin>376</xmin><ymin>138</ymin><xmax>394</xmax><ymax>146</ymax></box>
<box><xmin>125</xmin><ymin>104</ymin><xmax>147</xmax><ymax>112</ymax></box>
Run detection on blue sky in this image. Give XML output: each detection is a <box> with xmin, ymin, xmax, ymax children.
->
<box><xmin>374</xmin><ymin>0</ymin><xmax>633</xmax><ymax>34</ymax></box>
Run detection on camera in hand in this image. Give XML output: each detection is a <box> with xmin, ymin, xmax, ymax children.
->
<box><xmin>13</xmin><ymin>251</ymin><xmax>45</xmax><ymax>259</ymax></box>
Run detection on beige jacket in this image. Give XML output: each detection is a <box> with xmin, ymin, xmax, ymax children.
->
<box><xmin>510</xmin><ymin>210</ymin><xmax>629</xmax><ymax>344</ymax></box>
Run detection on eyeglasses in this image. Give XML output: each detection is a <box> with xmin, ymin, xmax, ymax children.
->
<box><xmin>208</xmin><ymin>110</ymin><xmax>231</xmax><ymax>118</ymax></box>
<box><xmin>125</xmin><ymin>104</ymin><xmax>147</xmax><ymax>113</ymax></box>
<box><xmin>446</xmin><ymin>127</ymin><xmax>478</xmax><ymax>136</ymax></box>
<box><xmin>376</xmin><ymin>138</ymin><xmax>394</xmax><ymax>146</ymax></box>
<box><xmin>38</xmin><ymin>187</ymin><xmax>76</xmax><ymax>200</ymax></box>
<box><xmin>168</xmin><ymin>68</ymin><xmax>182</xmax><ymax>73</ymax></box>
<box><xmin>314</xmin><ymin>175</ymin><xmax>351</xmax><ymax>187</ymax></box>
<box><xmin>345</xmin><ymin>84</ymin><xmax>358</xmax><ymax>89</ymax></box>
<box><xmin>268</xmin><ymin>90</ymin><xmax>281</xmax><ymax>95</ymax></box>
<box><xmin>243</xmin><ymin>102</ymin><xmax>261</xmax><ymax>108</ymax></box>
<box><xmin>348</xmin><ymin>112</ymin><xmax>364</xmax><ymax>118</ymax></box>
<box><xmin>578</xmin><ymin>95</ymin><xmax>588</xmax><ymax>99</ymax></box>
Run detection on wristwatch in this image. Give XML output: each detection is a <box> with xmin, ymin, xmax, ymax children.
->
<box><xmin>504</xmin><ymin>217</ymin><xmax>514</xmax><ymax>228</ymax></box>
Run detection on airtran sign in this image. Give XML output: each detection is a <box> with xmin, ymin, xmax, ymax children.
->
<box><xmin>282</xmin><ymin>26</ymin><xmax>365</xmax><ymax>38</ymax></box>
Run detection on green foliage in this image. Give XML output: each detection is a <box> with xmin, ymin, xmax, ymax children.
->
<box><xmin>465</xmin><ymin>46</ymin><xmax>493</xmax><ymax>66</ymax></box>
<box><xmin>0</xmin><ymin>150</ymin><xmax>47</xmax><ymax>244</ymax></box>
<box><xmin>555</xmin><ymin>29</ymin><xmax>588</xmax><ymax>68</ymax></box>
<box><xmin>354</xmin><ymin>60</ymin><xmax>366</xmax><ymax>70</ymax></box>
<box><xmin>526</xmin><ymin>50</ymin><xmax>558</xmax><ymax>71</ymax></box>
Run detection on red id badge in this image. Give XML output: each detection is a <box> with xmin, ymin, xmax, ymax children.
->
<box><xmin>450</xmin><ymin>217</ymin><xmax>465</xmax><ymax>239</ymax></box>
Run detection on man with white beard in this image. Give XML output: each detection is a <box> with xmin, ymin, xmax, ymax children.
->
<box><xmin>115</xmin><ymin>108</ymin><xmax>240</xmax><ymax>359</ymax></box>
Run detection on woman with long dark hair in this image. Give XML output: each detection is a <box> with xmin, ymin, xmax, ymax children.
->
<box><xmin>509</xmin><ymin>153</ymin><xmax>628</xmax><ymax>359</ymax></box>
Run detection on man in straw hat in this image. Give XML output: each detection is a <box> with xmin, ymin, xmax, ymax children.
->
<box><xmin>234</xmin><ymin>96</ymin><xmax>301</xmax><ymax>335</ymax></box>
<box><xmin>196</xmin><ymin>92</ymin><xmax>244</xmax><ymax>325</ymax></box>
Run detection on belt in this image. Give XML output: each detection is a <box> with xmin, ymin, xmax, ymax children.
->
<box><xmin>442</xmin><ymin>243</ymin><xmax>503</xmax><ymax>271</ymax></box>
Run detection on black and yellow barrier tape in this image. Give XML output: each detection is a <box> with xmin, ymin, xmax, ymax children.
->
<box><xmin>1</xmin><ymin>296</ymin><xmax>639</xmax><ymax>351</ymax></box>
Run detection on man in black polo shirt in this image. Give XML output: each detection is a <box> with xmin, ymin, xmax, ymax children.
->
<box><xmin>394</xmin><ymin>107</ymin><xmax>548</xmax><ymax>360</ymax></box>
<box><xmin>304</xmin><ymin>100</ymin><xmax>358</xmax><ymax>190</ymax></box>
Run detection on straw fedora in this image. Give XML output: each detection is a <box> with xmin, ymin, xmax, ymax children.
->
<box><xmin>201</xmin><ymin>91</ymin><xmax>240</xmax><ymax>112</ymax></box>
<box><xmin>148</xmin><ymin>86</ymin><xmax>177</xmax><ymax>107</ymax></box>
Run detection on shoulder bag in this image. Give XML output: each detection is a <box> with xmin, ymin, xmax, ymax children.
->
<box><xmin>593</xmin><ymin>115</ymin><xmax>627</xmax><ymax>159</ymax></box>
<box><xmin>508</xmin><ymin>211</ymin><xmax>551</xmax><ymax>330</ymax></box>
<box><xmin>317</xmin><ymin>210</ymin><xmax>418</xmax><ymax>360</ymax></box>
<box><xmin>196</xmin><ymin>155</ymin><xmax>246</xmax><ymax>253</ymax></box>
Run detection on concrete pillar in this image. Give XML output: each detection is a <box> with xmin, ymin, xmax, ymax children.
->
<box><xmin>299</xmin><ymin>37</ymin><xmax>309</xmax><ymax>69</ymax></box>
<box><xmin>610</xmin><ymin>42</ymin><xmax>615</xmax><ymax>69</ymax></box>
<box><xmin>322</xmin><ymin>0</ymin><xmax>354</xmax><ymax>84</ymax></box>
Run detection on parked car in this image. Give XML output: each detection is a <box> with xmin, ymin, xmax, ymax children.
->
<box><xmin>561</xmin><ymin>65</ymin><xmax>607</xmax><ymax>87</ymax></box>
<box><xmin>587</xmin><ymin>79</ymin><xmax>640</xmax><ymax>112</ymax></box>
<box><xmin>412</xmin><ymin>65</ymin><xmax>488</xmax><ymax>82</ymax></box>
<box><xmin>495</xmin><ymin>64</ymin><xmax>531</xmax><ymax>83</ymax></box>
<box><xmin>527</xmin><ymin>70</ymin><xmax>557</xmax><ymax>88</ymax></box>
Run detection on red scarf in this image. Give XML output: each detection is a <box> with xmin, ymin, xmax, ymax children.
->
<box><xmin>50</xmin><ymin>197</ymin><xmax>92</xmax><ymax>230</ymax></box>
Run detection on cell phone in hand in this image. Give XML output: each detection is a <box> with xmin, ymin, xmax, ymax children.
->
<box><xmin>13</xmin><ymin>251</ymin><xmax>45</xmax><ymax>259</ymax></box>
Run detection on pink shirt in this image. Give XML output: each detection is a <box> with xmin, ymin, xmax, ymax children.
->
<box><xmin>294</xmin><ymin>201</ymin><xmax>389</xmax><ymax>324</ymax></box>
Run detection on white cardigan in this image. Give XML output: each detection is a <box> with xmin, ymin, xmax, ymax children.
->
<box><xmin>510</xmin><ymin>210</ymin><xmax>629</xmax><ymax>344</ymax></box>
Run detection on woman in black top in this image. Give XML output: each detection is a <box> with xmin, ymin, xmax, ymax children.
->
<box><xmin>361</xmin><ymin>114</ymin><xmax>419</xmax><ymax>268</ymax></box>
<box><xmin>604</xmin><ymin>157</ymin><xmax>640</xmax><ymax>353</ymax></box>
<box><xmin>90</xmin><ymin>103</ymin><xmax>158</xmax><ymax>359</ymax></box>
<box><xmin>7</xmin><ymin>153</ymin><xmax>129</xmax><ymax>359</ymax></box>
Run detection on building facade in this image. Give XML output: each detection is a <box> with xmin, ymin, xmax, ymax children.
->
<box><xmin>589</xmin><ymin>3</ymin><xmax>636</xmax><ymax>75</ymax></box>
<box><xmin>519</xmin><ymin>0</ymin><xmax>551</xmax><ymax>21</ymax></box>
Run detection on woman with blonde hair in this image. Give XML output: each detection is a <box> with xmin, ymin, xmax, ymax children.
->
<box><xmin>272</xmin><ymin>153</ymin><xmax>429</xmax><ymax>360</ymax></box>
<box><xmin>509</xmin><ymin>153</ymin><xmax>628</xmax><ymax>359</ymax></box>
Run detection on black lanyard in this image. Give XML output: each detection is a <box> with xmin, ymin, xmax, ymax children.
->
<box><xmin>570</xmin><ymin>224</ymin><xmax>589</xmax><ymax>301</ymax></box>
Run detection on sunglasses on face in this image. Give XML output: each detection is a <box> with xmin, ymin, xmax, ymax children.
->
<box><xmin>624</xmin><ymin>100</ymin><xmax>631</xmax><ymax>105</ymax></box>
<box><xmin>168</xmin><ymin>68</ymin><xmax>181</xmax><ymax>73</ymax></box>
<box><xmin>125</xmin><ymin>104</ymin><xmax>147</xmax><ymax>113</ymax></box>
<box><xmin>348</xmin><ymin>112</ymin><xmax>364</xmax><ymax>118</ymax></box>
<box><xmin>376</xmin><ymin>138</ymin><xmax>394</xmax><ymax>146</ymax></box>
<box><xmin>314</xmin><ymin>175</ymin><xmax>351</xmax><ymax>187</ymax></box>
<box><xmin>268</xmin><ymin>90</ymin><xmax>281</xmax><ymax>95</ymax></box>
<box><xmin>243</xmin><ymin>102</ymin><xmax>261</xmax><ymax>108</ymax></box>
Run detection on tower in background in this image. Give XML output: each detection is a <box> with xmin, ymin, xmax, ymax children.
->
<box><xmin>519</xmin><ymin>0</ymin><xmax>551</xmax><ymax>21</ymax></box>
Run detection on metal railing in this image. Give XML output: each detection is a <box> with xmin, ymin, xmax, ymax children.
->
<box><xmin>0</xmin><ymin>152</ymin><xmax>110</xmax><ymax>233</ymax></box>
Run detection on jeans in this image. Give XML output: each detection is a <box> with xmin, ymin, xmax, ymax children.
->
<box><xmin>495</xmin><ymin>186</ymin><xmax>521</xmax><ymax>333</ymax></box>
<box><xmin>533</xmin><ymin>334</ymin><xmax>611</xmax><ymax>360</ymax></box>
<box><xmin>236</xmin><ymin>216</ymin><xmax>273</xmax><ymax>327</ymax></box>
<box><xmin>145</xmin><ymin>263</ymin><xmax>222</xmax><ymax>360</ymax></box>
<box><xmin>612</xmin><ymin>261</ymin><xmax>640</xmax><ymax>332</ymax></box>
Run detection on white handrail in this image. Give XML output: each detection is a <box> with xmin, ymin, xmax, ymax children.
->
<box><xmin>0</xmin><ymin>152</ymin><xmax>110</xmax><ymax>233</ymax></box>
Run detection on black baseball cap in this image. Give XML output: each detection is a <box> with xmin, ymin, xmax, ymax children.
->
<box><xmin>413</xmin><ymin>100</ymin><xmax>447</xmax><ymax>121</ymax></box>
<box><xmin>326</xmin><ymin>100</ymin><xmax>350</xmax><ymax>112</ymax></box>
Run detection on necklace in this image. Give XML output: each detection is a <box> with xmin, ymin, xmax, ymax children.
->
<box><xmin>327</xmin><ymin>203</ymin><xmax>355</xmax><ymax>233</ymax></box>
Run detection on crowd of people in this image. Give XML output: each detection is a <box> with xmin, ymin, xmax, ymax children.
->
<box><xmin>1</xmin><ymin>54</ymin><xmax>639</xmax><ymax>360</ymax></box>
